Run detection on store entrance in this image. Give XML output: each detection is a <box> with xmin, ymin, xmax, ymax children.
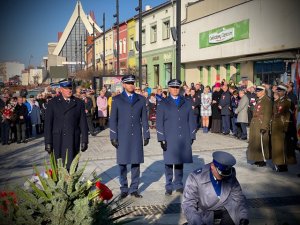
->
<box><xmin>254</xmin><ymin>59</ymin><xmax>291</xmax><ymax>85</ymax></box>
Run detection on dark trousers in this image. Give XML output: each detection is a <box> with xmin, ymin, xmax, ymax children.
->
<box><xmin>214</xmin><ymin>209</ymin><xmax>235</xmax><ymax>225</ymax></box>
<box><xmin>25</xmin><ymin>118</ymin><xmax>32</xmax><ymax>138</ymax></box>
<box><xmin>119</xmin><ymin>164</ymin><xmax>140</xmax><ymax>194</ymax></box>
<box><xmin>231</xmin><ymin>117</ymin><xmax>237</xmax><ymax>135</ymax></box>
<box><xmin>221</xmin><ymin>115</ymin><xmax>230</xmax><ymax>134</ymax></box>
<box><xmin>86</xmin><ymin>116</ymin><xmax>94</xmax><ymax>133</ymax></box>
<box><xmin>165</xmin><ymin>164</ymin><xmax>184</xmax><ymax>191</ymax></box>
<box><xmin>16</xmin><ymin>123</ymin><xmax>26</xmax><ymax>142</ymax></box>
<box><xmin>239</xmin><ymin>122</ymin><xmax>247</xmax><ymax>139</ymax></box>
<box><xmin>1</xmin><ymin>121</ymin><xmax>10</xmax><ymax>144</ymax></box>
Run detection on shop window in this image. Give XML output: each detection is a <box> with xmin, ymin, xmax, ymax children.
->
<box><xmin>165</xmin><ymin>63</ymin><xmax>172</xmax><ymax>87</ymax></box>
<box><xmin>142</xmin><ymin>65</ymin><xmax>147</xmax><ymax>84</ymax></box>
<box><xmin>199</xmin><ymin>66</ymin><xmax>203</xmax><ymax>83</ymax></box>
<box><xmin>154</xmin><ymin>64</ymin><xmax>160</xmax><ymax>86</ymax></box>
<box><xmin>151</xmin><ymin>24</ymin><xmax>157</xmax><ymax>43</ymax></box>
<box><xmin>216</xmin><ymin>65</ymin><xmax>220</xmax><ymax>81</ymax></box>
<box><xmin>236</xmin><ymin>63</ymin><xmax>241</xmax><ymax>83</ymax></box>
<box><xmin>207</xmin><ymin>66</ymin><xmax>211</xmax><ymax>87</ymax></box>
<box><xmin>226</xmin><ymin>64</ymin><xmax>231</xmax><ymax>82</ymax></box>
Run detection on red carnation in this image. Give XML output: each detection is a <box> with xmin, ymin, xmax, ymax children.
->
<box><xmin>95</xmin><ymin>181</ymin><xmax>113</xmax><ymax>201</ymax></box>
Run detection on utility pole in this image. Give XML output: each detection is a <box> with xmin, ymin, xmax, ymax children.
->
<box><xmin>176</xmin><ymin>0</ymin><xmax>181</xmax><ymax>80</ymax></box>
<box><xmin>102</xmin><ymin>13</ymin><xmax>106</xmax><ymax>76</ymax></box>
<box><xmin>80</xmin><ymin>36</ymin><xmax>83</xmax><ymax>70</ymax></box>
<box><xmin>138</xmin><ymin>0</ymin><xmax>143</xmax><ymax>88</ymax></box>
<box><xmin>92</xmin><ymin>22</ymin><xmax>96</xmax><ymax>72</ymax></box>
<box><xmin>114</xmin><ymin>0</ymin><xmax>120</xmax><ymax>76</ymax></box>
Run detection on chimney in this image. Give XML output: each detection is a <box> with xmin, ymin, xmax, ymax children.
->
<box><xmin>145</xmin><ymin>5</ymin><xmax>152</xmax><ymax>11</ymax></box>
<box><xmin>90</xmin><ymin>10</ymin><xmax>96</xmax><ymax>23</ymax></box>
<box><xmin>58</xmin><ymin>32</ymin><xmax>63</xmax><ymax>41</ymax></box>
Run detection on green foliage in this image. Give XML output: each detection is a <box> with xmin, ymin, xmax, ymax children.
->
<box><xmin>0</xmin><ymin>153</ymin><xmax>135</xmax><ymax>225</ymax></box>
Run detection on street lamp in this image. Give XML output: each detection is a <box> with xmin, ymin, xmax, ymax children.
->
<box><xmin>114</xmin><ymin>0</ymin><xmax>120</xmax><ymax>76</ymax></box>
<box><xmin>135</xmin><ymin>0</ymin><xmax>142</xmax><ymax>88</ymax></box>
<box><xmin>175</xmin><ymin>0</ymin><xmax>181</xmax><ymax>80</ymax></box>
<box><xmin>100</xmin><ymin>13</ymin><xmax>106</xmax><ymax>77</ymax></box>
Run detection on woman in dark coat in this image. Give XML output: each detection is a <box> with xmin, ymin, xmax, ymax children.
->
<box><xmin>211</xmin><ymin>83</ymin><xmax>222</xmax><ymax>133</ymax></box>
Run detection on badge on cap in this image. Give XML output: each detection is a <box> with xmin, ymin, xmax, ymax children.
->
<box><xmin>212</xmin><ymin>151</ymin><xmax>236</xmax><ymax>177</ymax></box>
<box><xmin>168</xmin><ymin>79</ymin><xmax>182</xmax><ymax>87</ymax></box>
<box><xmin>122</xmin><ymin>75</ymin><xmax>136</xmax><ymax>83</ymax></box>
<box><xmin>59</xmin><ymin>79</ymin><xmax>72</xmax><ymax>88</ymax></box>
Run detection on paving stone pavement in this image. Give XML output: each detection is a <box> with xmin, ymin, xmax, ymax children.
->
<box><xmin>0</xmin><ymin>129</ymin><xmax>300</xmax><ymax>224</ymax></box>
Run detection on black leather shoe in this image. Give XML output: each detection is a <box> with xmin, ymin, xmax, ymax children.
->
<box><xmin>176</xmin><ymin>188</ymin><xmax>184</xmax><ymax>194</ymax></box>
<box><xmin>274</xmin><ymin>165</ymin><xmax>288</xmax><ymax>172</ymax></box>
<box><xmin>165</xmin><ymin>190</ymin><xmax>172</xmax><ymax>196</ymax></box>
<box><xmin>120</xmin><ymin>192</ymin><xmax>128</xmax><ymax>199</ymax></box>
<box><xmin>176</xmin><ymin>188</ymin><xmax>183</xmax><ymax>194</ymax></box>
<box><xmin>130</xmin><ymin>192</ymin><xmax>143</xmax><ymax>198</ymax></box>
<box><xmin>256</xmin><ymin>161</ymin><xmax>266</xmax><ymax>167</ymax></box>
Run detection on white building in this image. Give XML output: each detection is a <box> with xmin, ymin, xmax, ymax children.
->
<box><xmin>21</xmin><ymin>68</ymin><xmax>47</xmax><ymax>85</ymax></box>
<box><xmin>181</xmin><ymin>0</ymin><xmax>300</xmax><ymax>86</ymax></box>
<box><xmin>0</xmin><ymin>62</ymin><xmax>25</xmax><ymax>82</ymax></box>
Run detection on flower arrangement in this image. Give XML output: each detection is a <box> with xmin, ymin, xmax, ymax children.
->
<box><xmin>0</xmin><ymin>152</ymin><xmax>135</xmax><ymax>225</ymax></box>
<box><xmin>2</xmin><ymin>103</ymin><xmax>15</xmax><ymax>121</ymax></box>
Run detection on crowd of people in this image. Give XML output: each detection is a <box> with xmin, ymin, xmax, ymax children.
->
<box><xmin>1</xmin><ymin>78</ymin><xmax>298</xmax><ymax>148</ymax></box>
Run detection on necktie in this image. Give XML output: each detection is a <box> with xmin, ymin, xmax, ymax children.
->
<box><xmin>129</xmin><ymin>95</ymin><xmax>133</xmax><ymax>102</ymax></box>
<box><xmin>66</xmin><ymin>99</ymin><xmax>70</xmax><ymax>104</ymax></box>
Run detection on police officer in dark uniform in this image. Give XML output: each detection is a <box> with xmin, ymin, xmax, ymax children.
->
<box><xmin>219</xmin><ymin>85</ymin><xmax>231</xmax><ymax>135</ymax></box>
<box><xmin>182</xmin><ymin>151</ymin><xmax>249</xmax><ymax>225</ymax></box>
<box><xmin>156</xmin><ymin>79</ymin><xmax>196</xmax><ymax>195</ymax></box>
<box><xmin>44</xmin><ymin>79</ymin><xmax>88</xmax><ymax>170</ymax></box>
<box><xmin>110</xmin><ymin>75</ymin><xmax>150</xmax><ymax>198</ymax></box>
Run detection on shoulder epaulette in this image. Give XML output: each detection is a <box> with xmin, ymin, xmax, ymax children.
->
<box><xmin>193</xmin><ymin>168</ymin><xmax>202</xmax><ymax>174</ymax></box>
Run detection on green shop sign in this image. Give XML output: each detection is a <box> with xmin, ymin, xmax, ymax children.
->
<box><xmin>199</xmin><ymin>19</ymin><xmax>249</xmax><ymax>48</ymax></box>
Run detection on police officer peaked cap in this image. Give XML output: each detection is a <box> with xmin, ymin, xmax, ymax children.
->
<box><xmin>59</xmin><ymin>79</ymin><xmax>72</xmax><ymax>88</ymax></box>
<box><xmin>122</xmin><ymin>75</ymin><xmax>136</xmax><ymax>83</ymax></box>
<box><xmin>277</xmin><ymin>85</ymin><xmax>287</xmax><ymax>91</ymax></box>
<box><xmin>168</xmin><ymin>79</ymin><xmax>182</xmax><ymax>87</ymax></box>
<box><xmin>255</xmin><ymin>86</ymin><xmax>265</xmax><ymax>92</ymax></box>
<box><xmin>212</xmin><ymin>151</ymin><xmax>236</xmax><ymax>177</ymax></box>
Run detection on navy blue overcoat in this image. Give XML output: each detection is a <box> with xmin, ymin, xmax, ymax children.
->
<box><xmin>156</xmin><ymin>96</ymin><xmax>196</xmax><ymax>164</ymax></box>
<box><xmin>44</xmin><ymin>95</ymin><xmax>88</xmax><ymax>168</ymax></box>
<box><xmin>109</xmin><ymin>92</ymin><xmax>150</xmax><ymax>164</ymax></box>
<box><xmin>219</xmin><ymin>90</ymin><xmax>232</xmax><ymax>115</ymax></box>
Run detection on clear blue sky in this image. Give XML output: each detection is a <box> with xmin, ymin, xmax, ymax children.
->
<box><xmin>0</xmin><ymin>0</ymin><xmax>167</xmax><ymax>67</ymax></box>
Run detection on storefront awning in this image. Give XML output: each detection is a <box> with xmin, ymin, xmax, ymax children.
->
<box><xmin>231</xmin><ymin>52</ymin><xmax>296</xmax><ymax>63</ymax></box>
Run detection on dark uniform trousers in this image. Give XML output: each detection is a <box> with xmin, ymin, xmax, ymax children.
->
<box><xmin>222</xmin><ymin>115</ymin><xmax>230</xmax><ymax>134</ymax></box>
<box><xmin>119</xmin><ymin>164</ymin><xmax>140</xmax><ymax>193</ymax></box>
<box><xmin>165</xmin><ymin>164</ymin><xmax>184</xmax><ymax>191</ymax></box>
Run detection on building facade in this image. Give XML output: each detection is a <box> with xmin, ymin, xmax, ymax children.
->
<box><xmin>0</xmin><ymin>62</ymin><xmax>25</xmax><ymax>82</ymax></box>
<box><xmin>113</xmin><ymin>22</ymin><xmax>128</xmax><ymax>75</ymax></box>
<box><xmin>127</xmin><ymin>18</ymin><xmax>137</xmax><ymax>72</ymax></box>
<box><xmin>181</xmin><ymin>0</ymin><xmax>300</xmax><ymax>86</ymax></box>
<box><xmin>95</xmin><ymin>28</ymin><xmax>114</xmax><ymax>74</ymax></box>
<box><xmin>136</xmin><ymin>1</ymin><xmax>177</xmax><ymax>88</ymax></box>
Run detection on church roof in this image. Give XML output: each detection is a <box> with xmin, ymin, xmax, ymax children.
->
<box><xmin>52</xmin><ymin>1</ymin><xmax>102</xmax><ymax>56</ymax></box>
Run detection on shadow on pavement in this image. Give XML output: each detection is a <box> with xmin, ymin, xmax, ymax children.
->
<box><xmin>139</xmin><ymin>160</ymin><xmax>165</xmax><ymax>193</ymax></box>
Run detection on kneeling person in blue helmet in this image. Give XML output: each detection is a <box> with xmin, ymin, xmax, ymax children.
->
<box><xmin>182</xmin><ymin>151</ymin><xmax>249</xmax><ymax>225</ymax></box>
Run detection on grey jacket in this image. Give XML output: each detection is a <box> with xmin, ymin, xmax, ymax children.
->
<box><xmin>182</xmin><ymin>164</ymin><xmax>248</xmax><ymax>225</ymax></box>
<box><xmin>235</xmin><ymin>95</ymin><xmax>249</xmax><ymax>123</ymax></box>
